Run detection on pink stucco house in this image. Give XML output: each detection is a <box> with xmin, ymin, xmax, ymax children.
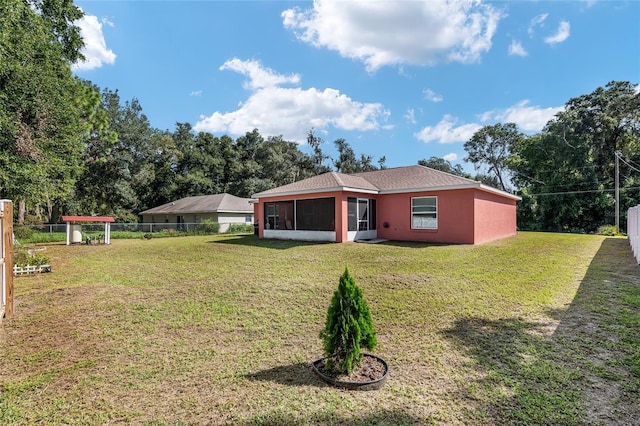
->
<box><xmin>252</xmin><ymin>165</ymin><xmax>520</xmax><ymax>245</ymax></box>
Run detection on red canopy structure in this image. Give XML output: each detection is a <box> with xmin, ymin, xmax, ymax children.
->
<box><xmin>62</xmin><ymin>216</ymin><xmax>115</xmax><ymax>245</ymax></box>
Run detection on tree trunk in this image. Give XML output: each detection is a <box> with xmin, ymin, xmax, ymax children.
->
<box><xmin>34</xmin><ymin>204</ymin><xmax>43</xmax><ymax>223</ymax></box>
<box><xmin>18</xmin><ymin>199</ymin><xmax>26</xmax><ymax>225</ymax></box>
<box><xmin>46</xmin><ymin>194</ymin><xmax>53</xmax><ymax>223</ymax></box>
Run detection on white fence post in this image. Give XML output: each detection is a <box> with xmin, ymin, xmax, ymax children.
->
<box><xmin>628</xmin><ymin>205</ymin><xmax>640</xmax><ymax>264</ymax></box>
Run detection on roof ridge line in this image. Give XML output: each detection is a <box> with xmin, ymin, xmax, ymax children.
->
<box><xmin>330</xmin><ymin>171</ymin><xmax>345</xmax><ymax>187</ymax></box>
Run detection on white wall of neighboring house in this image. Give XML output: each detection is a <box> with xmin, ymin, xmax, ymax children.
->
<box><xmin>218</xmin><ymin>212</ymin><xmax>254</xmax><ymax>232</ymax></box>
<box><xmin>140</xmin><ymin>212</ymin><xmax>253</xmax><ymax>232</ymax></box>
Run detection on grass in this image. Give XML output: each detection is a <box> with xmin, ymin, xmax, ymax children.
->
<box><xmin>1</xmin><ymin>232</ymin><xmax>638</xmax><ymax>425</ymax></box>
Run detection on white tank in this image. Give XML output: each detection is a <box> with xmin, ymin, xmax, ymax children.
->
<box><xmin>71</xmin><ymin>224</ymin><xmax>83</xmax><ymax>243</ymax></box>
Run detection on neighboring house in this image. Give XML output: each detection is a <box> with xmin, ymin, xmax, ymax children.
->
<box><xmin>140</xmin><ymin>193</ymin><xmax>254</xmax><ymax>232</ymax></box>
<box><xmin>252</xmin><ymin>165</ymin><xmax>520</xmax><ymax>245</ymax></box>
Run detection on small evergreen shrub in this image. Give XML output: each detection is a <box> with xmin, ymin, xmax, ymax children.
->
<box><xmin>320</xmin><ymin>266</ymin><xmax>377</xmax><ymax>375</ymax></box>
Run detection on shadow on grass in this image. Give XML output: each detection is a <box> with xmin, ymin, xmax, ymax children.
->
<box><xmin>244</xmin><ymin>365</ymin><xmax>431</xmax><ymax>424</ymax></box>
<box><xmin>207</xmin><ymin>234</ymin><xmax>331</xmax><ymax>250</ymax></box>
<box><xmin>210</xmin><ymin>234</ymin><xmax>457</xmax><ymax>250</ymax></box>
<box><xmin>238</xmin><ymin>409</ymin><xmax>428</xmax><ymax>426</ymax></box>
<box><xmin>443</xmin><ymin>316</ymin><xmax>583</xmax><ymax>425</ymax></box>
<box><xmin>245</xmin><ymin>362</ymin><xmax>322</xmax><ymax>387</ymax></box>
<box><xmin>374</xmin><ymin>240</ymin><xmax>455</xmax><ymax>249</ymax></box>
<box><xmin>442</xmin><ymin>237</ymin><xmax>640</xmax><ymax>425</ymax></box>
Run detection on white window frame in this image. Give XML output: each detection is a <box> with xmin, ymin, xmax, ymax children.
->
<box><xmin>411</xmin><ymin>196</ymin><xmax>437</xmax><ymax>229</ymax></box>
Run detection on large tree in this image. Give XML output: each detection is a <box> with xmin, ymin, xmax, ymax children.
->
<box><xmin>333</xmin><ymin>138</ymin><xmax>383</xmax><ymax>173</ymax></box>
<box><xmin>306</xmin><ymin>129</ymin><xmax>332</xmax><ymax>174</ymax></box>
<box><xmin>464</xmin><ymin>123</ymin><xmax>524</xmax><ymax>192</ymax></box>
<box><xmin>74</xmin><ymin>89</ymin><xmax>153</xmax><ymax>219</ymax></box>
<box><xmin>512</xmin><ymin>81</ymin><xmax>640</xmax><ymax>232</ymax></box>
<box><xmin>0</xmin><ymin>0</ymin><xmax>98</xmax><ymax>223</ymax></box>
<box><xmin>418</xmin><ymin>156</ymin><xmax>469</xmax><ymax>177</ymax></box>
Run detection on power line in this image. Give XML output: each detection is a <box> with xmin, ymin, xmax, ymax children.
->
<box><xmin>522</xmin><ymin>186</ymin><xmax>640</xmax><ymax>197</ymax></box>
<box><xmin>618</xmin><ymin>155</ymin><xmax>640</xmax><ymax>174</ymax></box>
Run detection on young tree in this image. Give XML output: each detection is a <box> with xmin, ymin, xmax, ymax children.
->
<box><xmin>321</xmin><ymin>266</ymin><xmax>377</xmax><ymax>375</ymax></box>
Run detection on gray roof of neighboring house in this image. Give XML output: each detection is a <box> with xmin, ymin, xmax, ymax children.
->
<box><xmin>140</xmin><ymin>193</ymin><xmax>254</xmax><ymax>215</ymax></box>
<box><xmin>253</xmin><ymin>165</ymin><xmax>521</xmax><ymax>200</ymax></box>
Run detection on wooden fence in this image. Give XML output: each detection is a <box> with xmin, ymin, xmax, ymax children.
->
<box><xmin>1</xmin><ymin>200</ymin><xmax>14</xmax><ymax>321</ymax></box>
<box><xmin>628</xmin><ymin>205</ymin><xmax>640</xmax><ymax>264</ymax></box>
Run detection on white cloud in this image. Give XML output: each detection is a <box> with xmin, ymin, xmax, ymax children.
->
<box><xmin>482</xmin><ymin>100</ymin><xmax>564</xmax><ymax>132</ymax></box>
<box><xmin>528</xmin><ymin>13</ymin><xmax>548</xmax><ymax>37</ymax></box>
<box><xmin>415</xmin><ymin>100</ymin><xmax>564</xmax><ymax>144</ymax></box>
<box><xmin>423</xmin><ymin>89</ymin><xmax>443</xmax><ymax>102</ymax></box>
<box><xmin>415</xmin><ymin>115</ymin><xmax>482</xmax><ymax>144</ymax></box>
<box><xmin>194</xmin><ymin>59</ymin><xmax>389</xmax><ymax>142</ymax></box>
<box><xmin>72</xmin><ymin>13</ymin><xmax>116</xmax><ymax>71</ymax></box>
<box><xmin>443</xmin><ymin>153</ymin><xmax>458</xmax><ymax>162</ymax></box>
<box><xmin>220</xmin><ymin>58</ymin><xmax>300</xmax><ymax>90</ymax></box>
<box><xmin>508</xmin><ymin>40</ymin><xmax>528</xmax><ymax>57</ymax></box>
<box><xmin>404</xmin><ymin>108</ymin><xmax>416</xmax><ymax>124</ymax></box>
<box><xmin>190</xmin><ymin>91</ymin><xmax>202</xmax><ymax>97</ymax></box>
<box><xmin>545</xmin><ymin>21</ymin><xmax>570</xmax><ymax>45</ymax></box>
<box><xmin>282</xmin><ymin>0</ymin><xmax>503</xmax><ymax>72</ymax></box>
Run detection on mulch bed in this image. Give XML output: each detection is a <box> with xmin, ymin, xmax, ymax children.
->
<box><xmin>313</xmin><ymin>354</ymin><xmax>387</xmax><ymax>383</ymax></box>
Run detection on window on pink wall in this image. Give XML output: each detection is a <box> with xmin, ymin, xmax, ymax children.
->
<box><xmin>411</xmin><ymin>196</ymin><xmax>437</xmax><ymax>229</ymax></box>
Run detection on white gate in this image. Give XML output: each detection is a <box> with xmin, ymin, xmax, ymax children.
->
<box><xmin>1</xmin><ymin>199</ymin><xmax>14</xmax><ymax>320</ymax></box>
<box><xmin>628</xmin><ymin>205</ymin><xmax>640</xmax><ymax>264</ymax></box>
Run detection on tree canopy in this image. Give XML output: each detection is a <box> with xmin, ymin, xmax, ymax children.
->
<box><xmin>1</xmin><ymin>3</ymin><xmax>636</xmax><ymax>233</ymax></box>
<box><xmin>467</xmin><ymin>81</ymin><xmax>639</xmax><ymax>232</ymax></box>
<box><xmin>0</xmin><ymin>0</ymin><xmax>104</xmax><ymax>223</ymax></box>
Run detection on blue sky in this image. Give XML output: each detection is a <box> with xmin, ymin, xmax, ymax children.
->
<box><xmin>73</xmin><ymin>0</ymin><xmax>639</xmax><ymax>172</ymax></box>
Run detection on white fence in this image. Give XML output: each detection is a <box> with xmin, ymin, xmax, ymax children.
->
<box><xmin>628</xmin><ymin>205</ymin><xmax>640</xmax><ymax>264</ymax></box>
<box><xmin>13</xmin><ymin>264</ymin><xmax>51</xmax><ymax>276</ymax></box>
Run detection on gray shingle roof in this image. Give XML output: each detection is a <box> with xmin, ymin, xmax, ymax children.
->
<box><xmin>253</xmin><ymin>165</ymin><xmax>520</xmax><ymax>200</ymax></box>
<box><xmin>140</xmin><ymin>193</ymin><xmax>253</xmax><ymax>215</ymax></box>
<box><xmin>252</xmin><ymin>171</ymin><xmax>378</xmax><ymax>197</ymax></box>
<box><xmin>351</xmin><ymin>165</ymin><xmax>479</xmax><ymax>192</ymax></box>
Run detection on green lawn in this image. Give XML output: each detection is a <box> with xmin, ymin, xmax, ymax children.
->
<box><xmin>1</xmin><ymin>232</ymin><xmax>638</xmax><ymax>425</ymax></box>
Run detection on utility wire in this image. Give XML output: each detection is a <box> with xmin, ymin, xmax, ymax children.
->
<box><xmin>522</xmin><ymin>186</ymin><xmax>640</xmax><ymax>197</ymax></box>
<box><xmin>618</xmin><ymin>155</ymin><xmax>640</xmax><ymax>174</ymax></box>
